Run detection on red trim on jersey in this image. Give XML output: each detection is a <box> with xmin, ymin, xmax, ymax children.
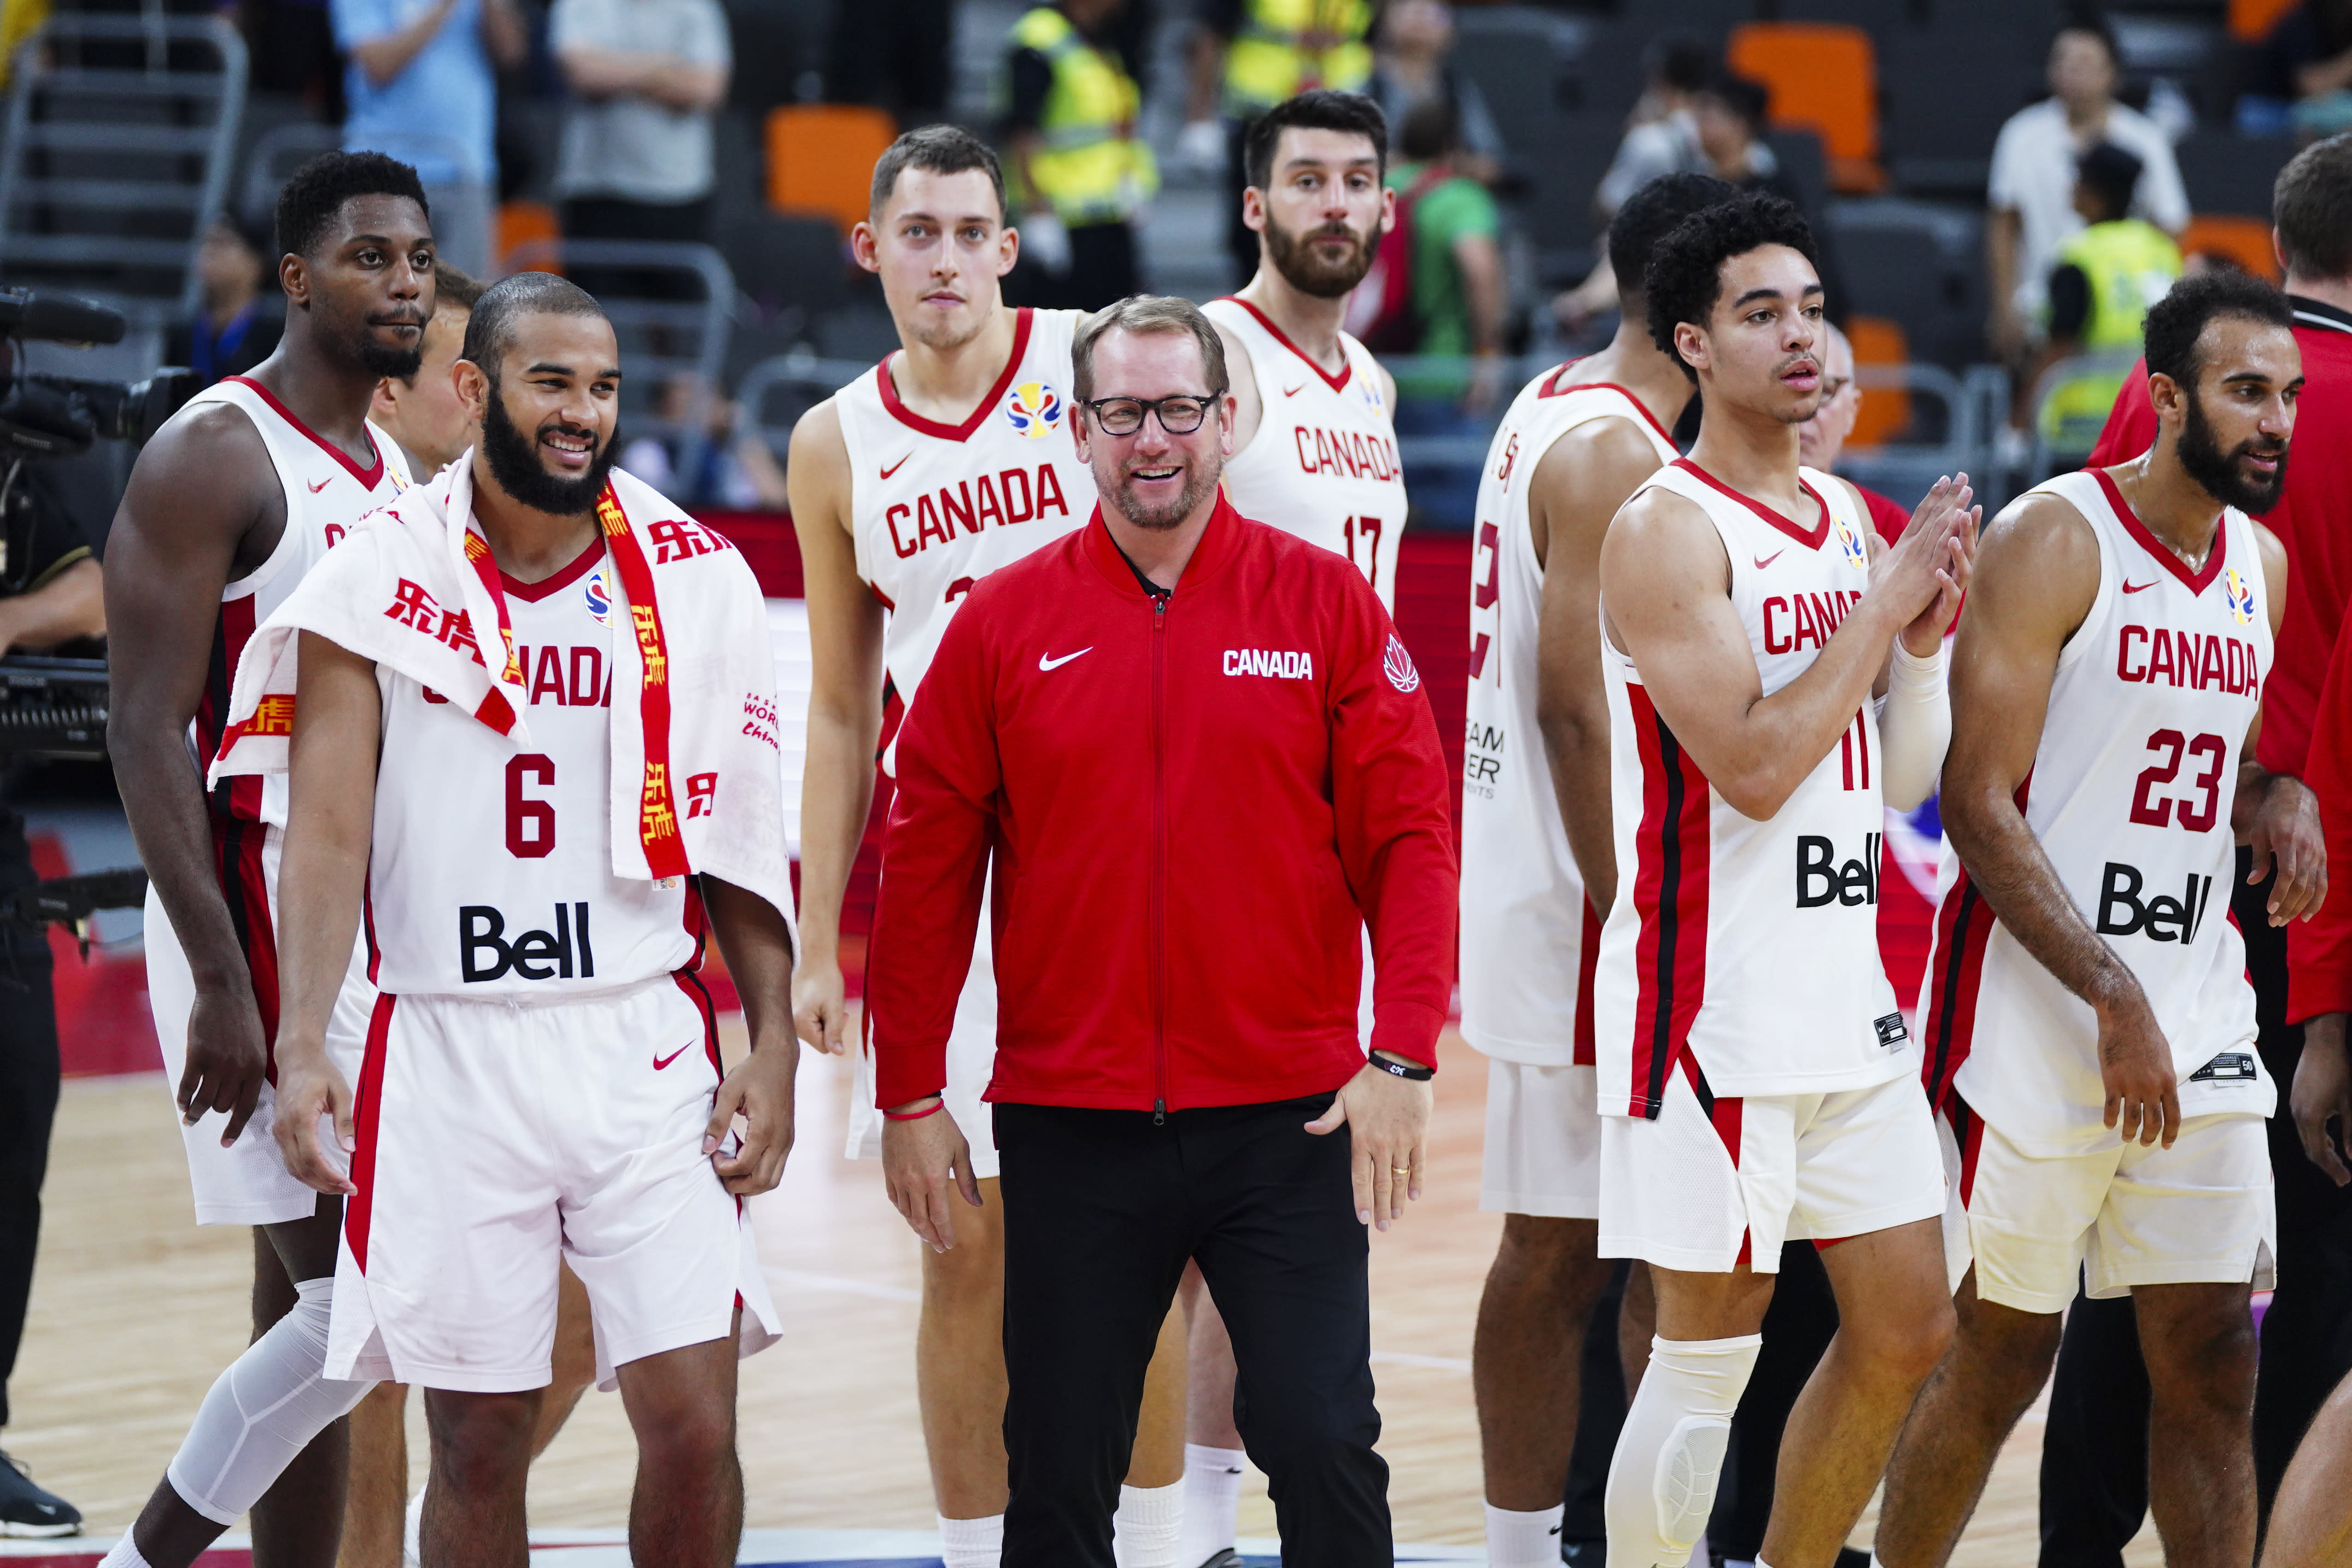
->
<box><xmin>1218</xmin><ymin>296</ymin><xmax>1354</xmax><ymax>395</ymax></box>
<box><xmin>213</xmin><ymin>814</ymin><xmax>280</xmax><ymax>1057</ymax></box>
<box><xmin>675</xmin><ymin>970</ymin><xmax>723</xmax><ymax>1074</ymax></box>
<box><xmin>870</xmin><ymin>581</ymin><xmax>897</xmax><ymax>611</ymax></box>
<box><xmin>2093</xmin><ymin>467</ymin><xmax>2227</xmax><ymax>595</ymax></box>
<box><xmin>1543</xmin><ymin>373</ymin><xmax>1678</xmax><ymax>447</ymax></box>
<box><xmin>1627</xmin><ymin>682</ymin><xmax>1711</xmax><ymax>1118</ymax></box>
<box><xmin>224</xmin><ymin>375</ymin><xmax>387</xmax><ymax>489</ymax></box>
<box><xmin>501</xmin><ymin>536</ymin><xmax>605</xmax><ymax>602</ymax></box>
<box><xmin>877</xmin><ymin>308</ymin><xmax>1037</xmax><ymax>442</ymax></box>
<box><xmin>1671</xmin><ymin>458</ymin><xmax>1831</xmax><ymax>552</ymax></box>
<box><xmin>346</xmin><ymin>992</ymin><xmax>396</xmax><ymax>1272</ymax></box>
<box><xmin>200</xmin><ymin>594</ymin><xmax>269</xmax><ymax>825</ymax></box>
<box><xmin>1572</xmin><ymin>899</ymin><xmax>1600</xmax><ymax>1067</ymax></box>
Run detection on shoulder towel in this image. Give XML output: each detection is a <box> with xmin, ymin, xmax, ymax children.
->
<box><xmin>209</xmin><ymin>457</ymin><xmax>797</xmax><ymax>931</ymax></box>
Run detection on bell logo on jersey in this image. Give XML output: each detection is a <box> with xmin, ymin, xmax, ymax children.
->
<box><xmin>2095</xmin><ymin>863</ymin><xmax>2217</xmax><ymax>944</ymax></box>
<box><xmin>459</xmin><ymin>901</ymin><xmax>596</xmax><ymax>983</ymax></box>
<box><xmin>2222</xmin><ymin>566</ymin><xmax>2257</xmax><ymax>627</ymax></box>
<box><xmin>1005</xmin><ymin>380</ymin><xmax>1063</xmax><ymax>438</ymax></box>
<box><xmin>584</xmin><ymin>566</ymin><xmax>612</xmax><ymax>625</ymax></box>
<box><xmin>1834</xmin><ymin>513</ymin><xmax>1868</xmax><ymax>571</ymax></box>
<box><xmin>1384</xmin><ymin>634</ymin><xmax>1421</xmax><ymax>693</ymax></box>
<box><xmin>1796</xmin><ymin>832</ymin><xmax>1880</xmax><ymax>908</ymax></box>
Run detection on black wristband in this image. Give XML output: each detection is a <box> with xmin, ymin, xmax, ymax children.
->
<box><xmin>1370</xmin><ymin>1051</ymin><xmax>1434</xmax><ymax>1081</ymax></box>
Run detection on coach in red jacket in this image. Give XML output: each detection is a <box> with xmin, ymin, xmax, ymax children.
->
<box><xmin>865</xmin><ymin>294</ymin><xmax>1458</xmax><ymax>1565</ymax></box>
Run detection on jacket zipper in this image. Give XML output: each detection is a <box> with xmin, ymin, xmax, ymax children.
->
<box><xmin>1149</xmin><ymin>588</ymin><xmax>1169</xmax><ymax>1125</ymax></box>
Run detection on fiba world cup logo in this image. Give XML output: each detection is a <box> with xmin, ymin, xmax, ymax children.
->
<box><xmin>2224</xmin><ymin>566</ymin><xmax>2256</xmax><ymax>625</ymax></box>
<box><xmin>584</xmin><ymin>566</ymin><xmax>613</xmax><ymax>625</ymax></box>
<box><xmin>1835</xmin><ymin>513</ymin><xmax>1868</xmax><ymax>570</ymax></box>
<box><xmin>1005</xmin><ymin>380</ymin><xmax>1063</xmax><ymax>438</ymax></box>
<box><xmin>1384</xmin><ymin>633</ymin><xmax>1421</xmax><ymax>693</ymax></box>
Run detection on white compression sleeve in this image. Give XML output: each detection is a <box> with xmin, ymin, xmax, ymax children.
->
<box><xmin>1875</xmin><ymin>642</ymin><xmax>1950</xmax><ymax>812</ymax></box>
<box><xmin>1605</xmin><ymin>1333</ymin><xmax>1762</xmax><ymax>1568</ymax></box>
<box><xmin>165</xmin><ymin>1277</ymin><xmax>377</xmax><ymax>1525</ymax></box>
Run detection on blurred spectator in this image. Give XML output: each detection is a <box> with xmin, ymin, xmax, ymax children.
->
<box><xmin>2244</xmin><ymin>1</ymin><xmax>2352</xmax><ymax>137</ymax></box>
<box><xmin>1592</xmin><ymin>32</ymin><xmax>1715</xmax><ymax>222</ymax></box>
<box><xmin>1185</xmin><ymin>0</ymin><xmax>1376</xmax><ymax>284</ymax></box>
<box><xmin>2029</xmin><ymin>141</ymin><xmax>2181</xmax><ymax>450</ymax></box>
<box><xmin>551</xmin><ymin>0</ymin><xmax>732</xmax><ymax>250</ymax></box>
<box><xmin>1690</xmin><ymin>72</ymin><xmax>1848</xmax><ymax>324</ymax></box>
<box><xmin>168</xmin><ymin>218</ymin><xmax>283</xmax><ymax>388</ymax></box>
<box><xmin>1367</xmin><ymin>0</ymin><xmax>1501</xmax><ymax>186</ymax></box>
<box><xmin>824</xmin><ymin>0</ymin><xmax>950</xmax><ymax>126</ymax></box>
<box><xmin>330</xmin><ymin>0</ymin><xmax>524</xmax><ymax>275</ymax></box>
<box><xmin>1986</xmin><ymin>14</ymin><xmax>2187</xmax><ymax>366</ymax></box>
<box><xmin>1003</xmin><ymin>0</ymin><xmax>1156</xmax><ymax>311</ymax></box>
<box><xmin>620</xmin><ymin>373</ymin><xmax>785</xmax><ymax>509</ymax></box>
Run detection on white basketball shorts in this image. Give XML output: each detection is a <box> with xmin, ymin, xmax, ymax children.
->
<box><xmin>1480</xmin><ymin>1059</ymin><xmax>1602</xmax><ymax>1219</ymax></box>
<box><xmin>143</xmin><ymin>836</ymin><xmax>377</xmax><ymax>1227</ymax></box>
<box><xmin>325</xmin><ymin>974</ymin><xmax>781</xmax><ymax>1392</ymax></box>
<box><xmin>1940</xmin><ymin>1098</ymin><xmax>2276</xmax><ymax>1315</ymax></box>
<box><xmin>1600</xmin><ymin>1058</ymin><xmax>1946</xmax><ymax>1273</ymax></box>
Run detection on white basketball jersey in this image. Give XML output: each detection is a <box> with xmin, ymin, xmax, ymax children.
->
<box><xmin>1204</xmin><ymin>296</ymin><xmax>1406</xmax><ymax>608</ymax></box>
<box><xmin>1594</xmin><ymin>459</ymin><xmax>1908</xmax><ymax>1114</ymax></box>
<box><xmin>834</xmin><ymin>307</ymin><xmax>1095</xmax><ymax>772</ymax></box>
<box><xmin>366</xmin><ymin>540</ymin><xmax>695</xmax><ymax>997</ymax></box>
<box><xmin>1460</xmin><ymin>371</ymin><xmax>1677</xmax><ymax>1067</ymax></box>
<box><xmin>179</xmin><ymin>375</ymin><xmax>412</xmax><ymax>830</ymax></box>
<box><xmin>1921</xmin><ymin>469</ymin><xmax>2273</xmax><ymax>1152</ymax></box>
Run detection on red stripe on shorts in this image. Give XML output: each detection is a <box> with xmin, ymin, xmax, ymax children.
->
<box><xmin>345</xmin><ymin>992</ymin><xmax>396</xmax><ymax>1272</ymax></box>
<box><xmin>1627</xmin><ymin>683</ymin><xmax>1711</xmax><ymax>1117</ymax></box>
<box><xmin>1680</xmin><ymin>1052</ymin><xmax>1752</xmax><ymax>1268</ymax></box>
<box><xmin>674</xmin><ymin>969</ymin><xmax>722</xmax><ymax>1074</ymax></box>
<box><xmin>1572</xmin><ymin>899</ymin><xmax>1600</xmax><ymax>1067</ymax></box>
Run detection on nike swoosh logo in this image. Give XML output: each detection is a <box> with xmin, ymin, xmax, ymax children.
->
<box><xmin>653</xmin><ymin>1042</ymin><xmax>694</xmax><ymax>1070</ymax></box>
<box><xmin>1039</xmin><ymin>647</ymin><xmax>1093</xmax><ymax>671</ymax></box>
<box><xmin>1754</xmin><ymin>550</ymin><xmax>1783</xmax><ymax>570</ymax></box>
<box><xmin>2122</xmin><ymin>578</ymin><xmax>2157</xmax><ymax>593</ymax></box>
<box><xmin>1282</xmin><ymin>382</ymin><xmax>1307</xmax><ymax>397</ymax></box>
<box><xmin>307</xmin><ymin>477</ymin><xmax>332</xmax><ymax>493</ymax></box>
<box><xmin>880</xmin><ymin>453</ymin><xmax>911</xmax><ymax>479</ymax></box>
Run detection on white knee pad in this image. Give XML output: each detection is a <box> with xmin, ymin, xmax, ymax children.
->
<box><xmin>1605</xmin><ymin>1334</ymin><xmax>1761</xmax><ymax>1568</ymax></box>
<box><xmin>167</xmin><ymin>1277</ymin><xmax>377</xmax><ymax>1525</ymax></box>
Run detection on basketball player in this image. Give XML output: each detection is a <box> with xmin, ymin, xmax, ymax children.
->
<box><xmin>786</xmin><ymin>126</ymin><xmax>1188</xmax><ymax>1568</ymax></box>
<box><xmin>1458</xmin><ymin>169</ymin><xmax>1734</xmax><ymax>1568</ymax></box>
<box><xmin>251</xmin><ymin>273</ymin><xmax>794</xmax><ymax>1566</ymax></box>
<box><xmin>1876</xmin><ymin>273</ymin><xmax>2322</xmax><ymax>1568</ymax></box>
<box><xmin>1591</xmin><ymin>193</ymin><xmax>1975</xmax><ymax>1568</ymax></box>
<box><xmin>1175</xmin><ymin>87</ymin><xmax>1406</xmax><ymax>1568</ymax></box>
<box><xmin>100</xmin><ymin>151</ymin><xmax>431</xmax><ymax>1568</ymax></box>
<box><xmin>344</xmin><ymin>255</ymin><xmax>602</xmax><ymax>1568</ymax></box>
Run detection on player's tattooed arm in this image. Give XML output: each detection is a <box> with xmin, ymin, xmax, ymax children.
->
<box><xmin>1531</xmin><ymin>419</ymin><xmax>1661</xmax><ymax>914</ymax></box>
<box><xmin>271</xmin><ymin>630</ymin><xmax>383</xmax><ymax>1194</ymax></box>
<box><xmin>2237</xmin><ymin>522</ymin><xmax>2326</xmax><ymax>926</ymax></box>
<box><xmin>701</xmin><ymin>874</ymin><xmax>799</xmax><ymax>1195</ymax></box>
<box><xmin>787</xmin><ymin>397</ymin><xmax>885</xmax><ymax>1057</ymax></box>
<box><xmin>1945</xmin><ymin>494</ymin><xmax>2179</xmax><ymax>1147</ymax></box>
<box><xmin>104</xmin><ymin>406</ymin><xmax>287</xmax><ymax>1143</ymax></box>
<box><xmin>1598</xmin><ymin>475</ymin><xmax>1970</xmax><ymax>821</ymax></box>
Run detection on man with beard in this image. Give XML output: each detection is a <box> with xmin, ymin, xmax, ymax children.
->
<box><xmin>252</xmin><ymin>271</ymin><xmax>795</xmax><ymax>1566</ymax></box>
<box><xmin>869</xmin><ymin>293</ymin><xmax>1456</xmax><ymax>1567</ymax></box>
<box><xmin>1879</xmin><ymin>270</ymin><xmax>2325</xmax><ymax>1568</ymax></box>
<box><xmin>99</xmin><ymin>151</ymin><xmax>430</xmax><ymax>1568</ymax></box>
<box><xmin>1184</xmin><ymin>87</ymin><xmax>1405</xmax><ymax>1568</ymax></box>
<box><xmin>787</xmin><ymin>126</ymin><xmax>1189</xmax><ymax>1568</ymax></box>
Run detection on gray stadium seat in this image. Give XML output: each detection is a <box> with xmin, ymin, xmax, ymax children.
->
<box><xmin>1828</xmin><ymin>199</ymin><xmax>1985</xmax><ymax>369</ymax></box>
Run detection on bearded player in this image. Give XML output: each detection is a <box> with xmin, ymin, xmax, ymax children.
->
<box><xmin>1592</xmin><ymin>194</ymin><xmax>1974</xmax><ymax>1568</ymax></box>
<box><xmin>787</xmin><ymin>126</ymin><xmax>1188</xmax><ymax>1568</ymax></box>
<box><xmin>1876</xmin><ymin>274</ymin><xmax>2323</xmax><ymax>1568</ymax></box>
<box><xmin>1458</xmin><ymin>169</ymin><xmax>1734</xmax><ymax>1568</ymax></box>
<box><xmin>100</xmin><ymin>152</ymin><xmax>428</xmax><ymax>1568</ymax></box>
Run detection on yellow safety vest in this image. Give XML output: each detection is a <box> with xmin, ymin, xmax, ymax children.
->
<box><xmin>1009</xmin><ymin>7</ymin><xmax>1157</xmax><ymax>227</ymax></box>
<box><xmin>1222</xmin><ymin>0</ymin><xmax>1373</xmax><ymax>117</ymax></box>
<box><xmin>2040</xmin><ymin>218</ymin><xmax>2184</xmax><ymax>450</ymax></box>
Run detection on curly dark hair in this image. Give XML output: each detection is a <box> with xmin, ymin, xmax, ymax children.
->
<box><xmin>274</xmin><ymin>150</ymin><xmax>428</xmax><ymax>262</ymax></box>
<box><xmin>2143</xmin><ymin>270</ymin><xmax>2294</xmax><ymax>391</ymax></box>
<box><xmin>1643</xmin><ymin>192</ymin><xmax>1819</xmax><ymax>384</ymax></box>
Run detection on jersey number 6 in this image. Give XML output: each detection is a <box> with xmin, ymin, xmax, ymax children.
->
<box><xmin>507</xmin><ymin>753</ymin><xmax>556</xmax><ymax>858</ymax></box>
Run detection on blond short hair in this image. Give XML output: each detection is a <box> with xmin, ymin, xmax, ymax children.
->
<box><xmin>1072</xmin><ymin>295</ymin><xmax>1230</xmax><ymax>405</ymax></box>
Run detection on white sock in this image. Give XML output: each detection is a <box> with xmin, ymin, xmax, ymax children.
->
<box><xmin>164</xmin><ymin>1276</ymin><xmax>378</xmax><ymax>1524</ymax></box>
<box><xmin>1113</xmin><ymin>1479</ymin><xmax>1184</xmax><ymax>1567</ymax></box>
<box><xmin>938</xmin><ymin>1511</ymin><xmax>1004</xmax><ymax>1568</ymax></box>
<box><xmin>1175</xmin><ymin>1443</ymin><xmax>1246</xmax><ymax>1566</ymax></box>
<box><xmin>96</xmin><ymin>1536</ymin><xmax>154</xmax><ymax>1568</ymax></box>
<box><xmin>1604</xmin><ymin>1333</ymin><xmax>1761</xmax><ymax>1568</ymax></box>
<box><xmin>1483</xmin><ymin>1501</ymin><xmax>1565</xmax><ymax>1568</ymax></box>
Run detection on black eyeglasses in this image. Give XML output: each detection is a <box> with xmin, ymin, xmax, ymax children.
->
<box><xmin>1081</xmin><ymin>393</ymin><xmax>1224</xmax><ymax>436</ymax></box>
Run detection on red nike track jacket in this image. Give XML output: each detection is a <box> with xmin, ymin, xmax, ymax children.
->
<box><xmin>866</xmin><ymin>496</ymin><xmax>1458</xmax><ymax>1113</ymax></box>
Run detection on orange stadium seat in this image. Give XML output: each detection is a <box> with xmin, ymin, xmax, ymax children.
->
<box><xmin>1728</xmin><ymin>21</ymin><xmax>1883</xmax><ymax>195</ymax></box>
<box><xmin>1845</xmin><ymin>315</ymin><xmax>1910</xmax><ymax>448</ymax></box>
<box><xmin>2231</xmin><ymin>0</ymin><xmax>2301</xmax><ymax>43</ymax></box>
<box><xmin>2181</xmin><ymin>213</ymin><xmax>2281</xmax><ymax>279</ymax></box>
<box><xmin>495</xmin><ymin>199</ymin><xmax>561</xmax><ymax>274</ymax></box>
<box><xmin>768</xmin><ymin>104</ymin><xmax>899</xmax><ymax>236</ymax></box>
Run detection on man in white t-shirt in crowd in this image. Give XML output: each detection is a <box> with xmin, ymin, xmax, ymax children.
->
<box><xmin>551</xmin><ymin>0</ymin><xmax>732</xmax><ymax>249</ymax></box>
<box><xmin>1987</xmin><ymin>15</ymin><xmax>2187</xmax><ymax>366</ymax></box>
